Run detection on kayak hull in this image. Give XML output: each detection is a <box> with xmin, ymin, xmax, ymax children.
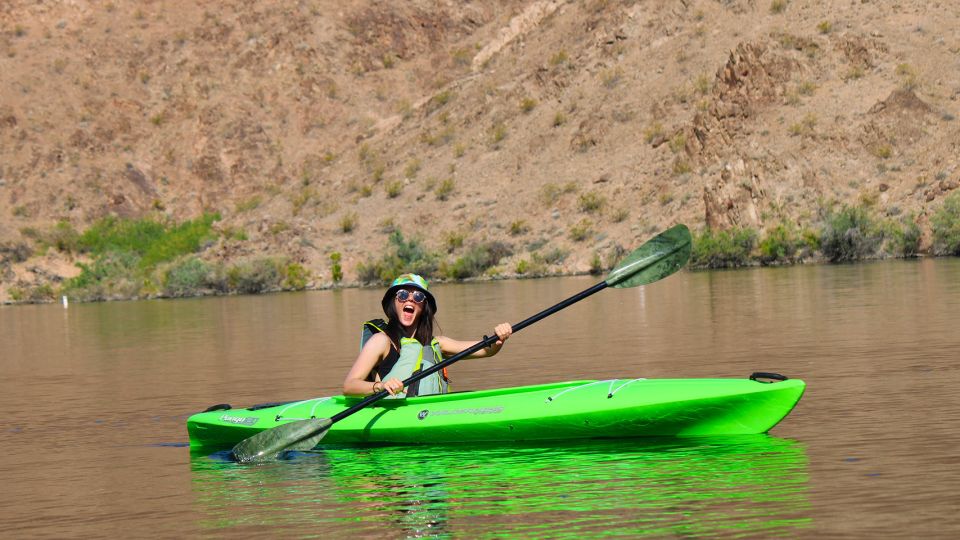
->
<box><xmin>187</xmin><ymin>378</ymin><xmax>805</xmax><ymax>450</ymax></box>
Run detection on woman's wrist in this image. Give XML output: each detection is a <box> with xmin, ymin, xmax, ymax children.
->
<box><xmin>372</xmin><ymin>381</ymin><xmax>382</xmax><ymax>393</ymax></box>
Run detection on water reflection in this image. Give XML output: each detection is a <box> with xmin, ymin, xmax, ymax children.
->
<box><xmin>190</xmin><ymin>435</ymin><xmax>811</xmax><ymax>537</ymax></box>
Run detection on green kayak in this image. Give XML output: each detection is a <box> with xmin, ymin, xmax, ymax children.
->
<box><xmin>187</xmin><ymin>374</ymin><xmax>804</xmax><ymax>450</ymax></box>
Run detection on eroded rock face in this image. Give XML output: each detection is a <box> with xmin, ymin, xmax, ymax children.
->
<box><xmin>687</xmin><ymin>39</ymin><xmax>807</xmax><ymax>232</ymax></box>
<box><xmin>703</xmin><ymin>159</ymin><xmax>764</xmax><ymax>230</ymax></box>
<box><xmin>835</xmin><ymin>34</ymin><xmax>888</xmax><ymax>70</ymax></box>
<box><xmin>690</xmin><ymin>40</ymin><xmax>804</xmax><ymax>159</ymax></box>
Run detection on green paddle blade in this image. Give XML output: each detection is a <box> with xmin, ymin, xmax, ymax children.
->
<box><xmin>231</xmin><ymin>418</ymin><xmax>332</xmax><ymax>464</ymax></box>
<box><xmin>605</xmin><ymin>224</ymin><xmax>691</xmax><ymax>288</ymax></box>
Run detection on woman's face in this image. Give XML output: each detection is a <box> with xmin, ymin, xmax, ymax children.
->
<box><xmin>394</xmin><ymin>287</ymin><xmax>425</xmax><ymax>329</ymax></box>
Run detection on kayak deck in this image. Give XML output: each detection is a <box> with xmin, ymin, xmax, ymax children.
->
<box><xmin>187</xmin><ymin>378</ymin><xmax>805</xmax><ymax>450</ymax></box>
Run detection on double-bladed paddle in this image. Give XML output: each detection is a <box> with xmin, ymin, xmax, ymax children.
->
<box><xmin>231</xmin><ymin>223</ymin><xmax>692</xmax><ymax>463</ymax></box>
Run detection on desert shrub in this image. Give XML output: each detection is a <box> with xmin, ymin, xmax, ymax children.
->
<box><xmin>883</xmin><ymin>217</ymin><xmax>922</xmax><ymax>258</ymax></box>
<box><xmin>758</xmin><ymin>223</ymin><xmax>801</xmax><ymax>265</ymax></box>
<box><xmin>291</xmin><ymin>188</ymin><xmax>314</xmax><ymax>215</ymax></box>
<box><xmin>490</xmin><ymin>123</ymin><xmax>507</xmax><ymax>147</ymax></box>
<box><xmin>355</xmin><ymin>231</ymin><xmax>441</xmax><ymax>284</ymax></box>
<box><xmin>236</xmin><ymin>196</ymin><xmax>262</xmax><ymax>212</ymax></box>
<box><xmin>870</xmin><ymin>143</ymin><xmax>893</xmax><ymax>159</ymax></box>
<box><xmin>227</xmin><ymin>258</ymin><xmax>282</xmax><ymax>294</ymax></box>
<box><xmin>443</xmin><ymin>230</ymin><xmax>465</xmax><ymax>252</ymax></box>
<box><xmin>371</xmin><ymin>164</ymin><xmax>385</xmax><ymax>183</ymax></box>
<box><xmin>535</xmin><ymin>247</ymin><xmax>569</xmax><ymax>266</ymax></box>
<box><xmin>669</xmin><ymin>132</ymin><xmax>687</xmax><ymax>154</ymax></box>
<box><xmin>282</xmin><ymin>262</ymin><xmax>310</xmax><ymax>290</ymax></box>
<box><xmin>691</xmin><ymin>227</ymin><xmax>758</xmax><ymax>269</ymax></box>
<box><xmin>515</xmin><ymin>257</ymin><xmax>547</xmax><ymax>276</ymax></box>
<box><xmin>540</xmin><ymin>183</ymin><xmax>563</xmax><ymax>206</ymax></box>
<box><xmin>442</xmin><ymin>241</ymin><xmax>513</xmax><ymax>279</ymax></box>
<box><xmin>577</xmin><ymin>192</ymin><xmax>606</xmax><ymax>214</ymax></box>
<box><xmin>435</xmin><ymin>178</ymin><xmax>455</xmax><ymax>201</ymax></box>
<box><xmin>644</xmin><ymin>122</ymin><xmax>665</xmax><ymax>144</ymax></box>
<box><xmin>589</xmin><ymin>252</ymin><xmax>603</xmax><ymax>274</ymax></box>
<box><xmin>819</xmin><ymin>205</ymin><xmax>883</xmax><ymax>262</ymax></box>
<box><xmin>162</xmin><ymin>257</ymin><xmax>219</xmax><ymax>297</ymax></box>
<box><xmin>404</xmin><ymin>159</ymin><xmax>421</xmax><ymax>179</ymax></box>
<box><xmin>672</xmin><ymin>159</ymin><xmax>692</xmax><ymax>175</ymax></box>
<box><xmin>539</xmin><ymin>182</ymin><xmax>577</xmax><ymax>206</ymax></box>
<box><xmin>9</xmin><ymin>283</ymin><xmax>56</xmax><ymax>303</ymax></box>
<box><xmin>329</xmin><ymin>252</ymin><xmax>343</xmax><ymax>283</ymax></box>
<box><xmin>63</xmin><ymin>250</ymin><xmax>142</xmax><ymax>301</ymax></box>
<box><xmin>43</xmin><ymin>221</ymin><xmax>81</xmax><ymax>253</ymax></box>
<box><xmin>509</xmin><ymin>220</ymin><xmax>529</xmax><ymax>236</ymax></box>
<box><xmin>569</xmin><ymin>219</ymin><xmax>593</xmax><ymax>242</ymax></box>
<box><xmin>339</xmin><ymin>212</ymin><xmax>358</xmax><ymax>233</ymax></box>
<box><xmin>931</xmin><ymin>191</ymin><xmax>960</xmax><ymax>255</ymax></box>
<box><xmin>385</xmin><ymin>180</ymin><xmax>403</xmax><ymax>198</ymax></box>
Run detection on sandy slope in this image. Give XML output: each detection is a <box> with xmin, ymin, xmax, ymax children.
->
<box><xmin>2</xmin><ymin>0</ymin><xmax>959</xmax><ymax>301</ymax></box>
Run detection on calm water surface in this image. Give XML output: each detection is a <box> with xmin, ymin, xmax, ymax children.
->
<box><xmin>2</xmin><ymin>259</ymin><xmax>959</xmax><ymax>537</ymax></box>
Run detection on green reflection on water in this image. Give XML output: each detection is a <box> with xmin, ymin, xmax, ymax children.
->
<box><xmin>190</xmin><ymin>435</ymin><xmax>811</xmax><ymax>538</ymax></box>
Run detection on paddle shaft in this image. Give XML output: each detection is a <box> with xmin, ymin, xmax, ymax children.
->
<box><xmin>329</xmin><ymin>281</ymin><xmax>609</xmax><ymax>423</ymax></box>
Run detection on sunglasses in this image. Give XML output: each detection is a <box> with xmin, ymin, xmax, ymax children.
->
<box><xmin>395</xmin><ymin>289</ymin><xmax>427</xmax><ymax>304</ymax></box>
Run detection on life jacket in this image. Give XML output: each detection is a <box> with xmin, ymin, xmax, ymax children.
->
<box><xmin>361</xmin><ymin>319</ymin><xmax>449</xmax><ymax>398</ymax></box>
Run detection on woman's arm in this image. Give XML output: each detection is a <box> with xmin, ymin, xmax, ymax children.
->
<box><xmin>437</xmin><ymin>323</ymin><xmax>512</xmax><ymax>359</ymax></box>
<box><xmin>343</xmin><ymin>333</ymin><xmax>403</xmax><ymax>396</ymax></box>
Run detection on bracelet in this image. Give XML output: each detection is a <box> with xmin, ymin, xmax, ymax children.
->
<box><xmin>373</xmin><ymin>381</ymin><xmax>383</xmax><ymax>393</ymax></box>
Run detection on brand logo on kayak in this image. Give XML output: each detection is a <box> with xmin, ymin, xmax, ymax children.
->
<box><xmin>219</xmin><ymin>415</ymin><xmax>259</xmax><ymax>426</ymax></box>
<box><xmin>418</xmin><ymin>410</ymin><xmax>429</xmax><ymax>420</ymax></box>
<box><xmin>429</xmin><ymin>407</ymin><xmax>503</xmax><ymax>416</ymax></box>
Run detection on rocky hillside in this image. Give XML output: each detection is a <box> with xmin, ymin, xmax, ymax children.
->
<box><xmin>2</xmin><ymin>0</ymin><xmax>959</xmax><ymax>302</ymax></box>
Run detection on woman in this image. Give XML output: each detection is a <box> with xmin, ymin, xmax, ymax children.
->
<box><xmin>344</xmin><ymin>274</ymin><xmax>512</xmax><ymax>397</ymax></box>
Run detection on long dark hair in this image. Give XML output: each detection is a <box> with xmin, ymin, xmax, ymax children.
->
<box><xmin>384</xmin><ymin>300</ymin><xmax>437</xmax><ymax>347</ymax></box>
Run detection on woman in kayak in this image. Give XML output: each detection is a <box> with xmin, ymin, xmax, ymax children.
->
<box><xmin>344</xmin><ymin>273</ymin><xmax>512</xmax><ymax>397</ymax></box>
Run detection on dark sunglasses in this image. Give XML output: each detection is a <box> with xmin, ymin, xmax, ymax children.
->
<box><xmin>396</xmin><ymin>289</ymin><xmax>427</xmax><ymax>304</ymax></box>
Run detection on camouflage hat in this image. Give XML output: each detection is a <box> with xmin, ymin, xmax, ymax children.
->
<box><xmin>382</xmin><ymin>273</ymin><xmax>437</xmax><ymax>314</ymax></box>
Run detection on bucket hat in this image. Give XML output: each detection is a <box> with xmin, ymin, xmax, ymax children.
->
<box><xmin>382</xmin><ymin>273</ymin><xmax>437</xmax><ymax>314</ymax></box>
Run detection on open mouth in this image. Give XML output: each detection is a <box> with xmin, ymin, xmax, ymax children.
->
<box><xmin>403</xmin><ymin>305</ymin><xmax>415</xmax><ymax>314</ymax></box>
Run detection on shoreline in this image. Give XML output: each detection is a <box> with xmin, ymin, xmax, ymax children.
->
<box><xmin>2</xmin><ymin>253</ymin><xmax>945</xmax><ymax>307</ymax></box>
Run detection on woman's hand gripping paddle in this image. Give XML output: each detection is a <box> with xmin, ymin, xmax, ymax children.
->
<box><xmin>231</xmin><ymin>224</ymin><xmax>692</xmax><ymax>463</ymax></box>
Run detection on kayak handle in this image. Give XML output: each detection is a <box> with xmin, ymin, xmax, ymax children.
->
<box><xmin>203</xmin><ymin>403</ymin><xmax>232</xmax><ymax>412</ymax></box>
<box><xmin>749</xmin><ymin>372</ymin><xmax>789</xmax><ymax>383</ymax></box>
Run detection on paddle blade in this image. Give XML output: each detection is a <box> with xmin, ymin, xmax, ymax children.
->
<box><xmin>231</xmin><ymin>418</ymin><xmax>332</xmax><ymax>464</ymax></box>
<box><xmin>606</xmin><ymin>224</ymin><xmax>691</xmax><ymax>288</ymax></box>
